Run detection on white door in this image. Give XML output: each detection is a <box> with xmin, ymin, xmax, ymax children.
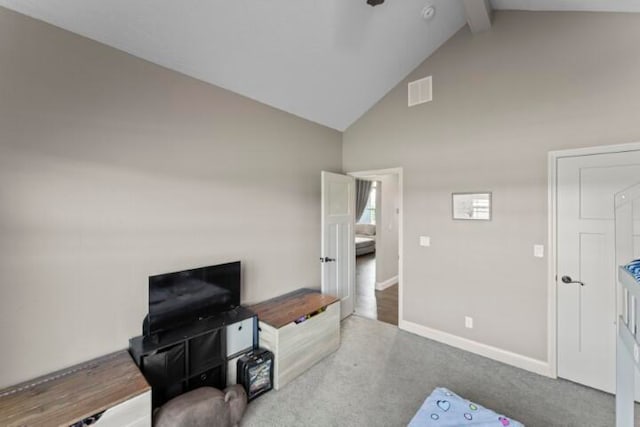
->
<box><xmin>557</xmin><ymin>150</ymin><xmax>640</xmax><ymax>394</ymax></box>
<box><xmin>321</xmin><ymin>171</ymin><xmax>355</xmax><ymax>319</ymax></box>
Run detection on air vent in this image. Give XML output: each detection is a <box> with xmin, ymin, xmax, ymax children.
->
<box><xmin>408</xmin><ymin>76</ymin><xmax>432</xmax><ymax>107</ymax></box>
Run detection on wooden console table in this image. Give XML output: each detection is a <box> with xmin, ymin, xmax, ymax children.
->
<box><xmin>249</xmin><ymin>288</ymin><xmax>340</xmax><ymax>390</ymax></box>
<box><xmin>0</xmin><ymin>350</ymin><xmax>150</xmax><ymax>427</ymax></box>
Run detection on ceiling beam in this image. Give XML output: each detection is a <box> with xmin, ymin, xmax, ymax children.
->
<box><xmin>463</xmin><ymin>0</ymin><xmax>493</xmax><ymax>33</ymax></box>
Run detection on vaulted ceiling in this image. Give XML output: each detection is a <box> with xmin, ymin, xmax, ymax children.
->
<box><xmin>1</xmin><ymin>0</ymin><xmax>638</xmax><ymax>130</ymax></box>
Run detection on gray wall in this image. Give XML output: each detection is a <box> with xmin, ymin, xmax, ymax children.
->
<box><xmin>0</xmin><ymin>7</ymin><xmax>341</xmax><ymax>388</ymax></box>
<box><xmin>343</xmin><ymin>11</ymin><xmax>640</xmax><ymax>362</ymax></box>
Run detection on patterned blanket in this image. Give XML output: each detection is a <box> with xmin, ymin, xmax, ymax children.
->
<box><xmin>408</xmin><ymin>387</ymin><xmax>524</xmax><ymax>427</ymax></box>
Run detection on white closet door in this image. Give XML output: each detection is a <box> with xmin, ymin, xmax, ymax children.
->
<box><xmin>557</xmin><ymin>150</ymin><xmax>640</xmax><ymax>394</ymax></box>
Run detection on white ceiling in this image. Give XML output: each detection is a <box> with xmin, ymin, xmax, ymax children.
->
<box><xmin>1</xmin><ymin>1</ymin><xmax>638</xmax><ymax>131</ymax></box>
<box><xmin>0</xmin><ymin>0</ymin><xmax>467</xmax><ymax>131</ymax></box>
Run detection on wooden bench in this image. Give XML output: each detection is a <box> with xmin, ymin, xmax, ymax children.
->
<box><xmin>0</xmin><ymin>351</ymin><xmax>150</xmax><ymax>427</ymax></box>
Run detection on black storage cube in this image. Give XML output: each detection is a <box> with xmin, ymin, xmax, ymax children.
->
<box><xmin>237</xmin><ymin>349</ymin><xmax>274</xmax><ymax>401</ymax></box>
<box><xmin>152</xmin><ymin>381</ymin><xmax>185</xmax><ymax>409</ymax></box>
<box><xmin>128</xmin><ymin>307</ymin><xmax>258</xmax><ymax>411</ymax></box>
<box><xmin>189</xmin><ymin>330</ymin><xmax>223</xmax><ymax>373</ymax></box>
<box><xmin>142</xmin><ymin>343</ymin><xmax>185</xmax><ymax>387</ymax></box>
<box><xmin>188</xmin><ymin>365</ymin><xmax>224</xmax><ymax>390</ymax></box>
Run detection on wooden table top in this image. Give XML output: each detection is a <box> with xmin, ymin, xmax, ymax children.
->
<box><xmin>248</xmin><ymin>288</ymin><xmax>339</xmax><ymax>329</ymax></box>
<box><xmin>0</xmin><ymin>350</ymin><xmax>150</xmax><ymax>427</ymax></box>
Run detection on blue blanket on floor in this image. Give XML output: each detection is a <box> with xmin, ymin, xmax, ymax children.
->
<box><xmin>408</xmin><ymin>388</ymin><xmax>524</xmax><ymax>427</ymax></box>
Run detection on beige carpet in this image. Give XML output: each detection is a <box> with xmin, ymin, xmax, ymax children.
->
<box><xmin>242</xmin><ymin>315</ymin><xmax>638</xmax><ymax>427</ymax></box>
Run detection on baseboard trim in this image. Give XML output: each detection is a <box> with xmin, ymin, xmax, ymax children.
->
<box><xmin>375</xmin><ymin>275</ymin><xmax>398</xmax><ymax>291</ymax></box>
<box><xmin>398</xmin><ymin>319</ymin><xmax>552</xmax><ymax>378</ymax></box>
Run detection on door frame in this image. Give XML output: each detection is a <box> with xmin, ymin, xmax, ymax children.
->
<box><xmin>347</xmin><ymin>167</ymin><xmax>403</xmax><ymax>325</ymax></box>
<box><xmin>548</xmin><ymin>141</ymin><xmax>640</xmax><ymax>379</ymax></box>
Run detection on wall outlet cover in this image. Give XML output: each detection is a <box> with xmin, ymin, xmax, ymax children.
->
<box><xmin>465</xmin><ymin>316</ymin><xmax>473</xmax><ymax>329</ymax></box>
<box><xmin>420</xmin><ymin>236</ymin><xmax>431</xmax><ymax>247</ymax></box>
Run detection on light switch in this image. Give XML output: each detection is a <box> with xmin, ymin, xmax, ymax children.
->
<box><xmin>534</xmin><ymin>244</ymin><xmax>544</xmax><ymax>258</ymax></box>
<box><xmin>420</xmin><ymin>236</ymin><xmax>431</xmax><ymax>247</ymax></box>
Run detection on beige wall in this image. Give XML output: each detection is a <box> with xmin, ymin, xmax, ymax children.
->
<box><xmin>0</xmin><ymin>7</ymin><xmax>341</xmax><ymax>388</ymax></box>
<box><xmin>344</xmin><ymin>11</ymin><xmax>640</xmax><ymax>362</ymax></box>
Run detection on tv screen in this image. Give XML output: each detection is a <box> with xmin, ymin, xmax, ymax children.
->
<box><xmin>148</xmin><ymin>261</ymin><xmax>240</xmax><ymax>335</ymax></box>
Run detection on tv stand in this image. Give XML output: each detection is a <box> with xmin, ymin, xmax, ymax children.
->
<box><xmin>129</xmin><ymin>307</ymin><xmax>256</xmax><ymax>409</ymax></box>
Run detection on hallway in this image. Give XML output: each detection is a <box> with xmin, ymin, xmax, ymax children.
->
<box><xmin>355</xmin><ymin>253</ymin><xmax>398</xmax><ymax>325</ymax></box>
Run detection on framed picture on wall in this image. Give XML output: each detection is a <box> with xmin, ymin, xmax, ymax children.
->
<box><xmin>452</xmin><ymin>192</ymin><xmax>492</xmax><ymax>220</ymax></box>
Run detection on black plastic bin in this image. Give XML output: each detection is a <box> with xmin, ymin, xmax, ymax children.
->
<box><xmin>237</xmin><ymin>348</ymin><xmax>274</xmax><ymax>401</ymax></box>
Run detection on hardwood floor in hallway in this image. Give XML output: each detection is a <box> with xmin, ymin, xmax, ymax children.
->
<box><xmin>355</xmin><ymin>253</ymin><xmax>398</xmax><ymax>325</ymax></box>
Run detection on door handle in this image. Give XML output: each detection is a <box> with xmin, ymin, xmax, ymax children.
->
<box><xmin>319</xmin><ymin>257</ymin><xmax>336</xmax><ymax>263</ymax></box>
<box><xmin>561</xmin><ymin>275</ymin><xmax>585</xmax><ymax>286</ymax></box>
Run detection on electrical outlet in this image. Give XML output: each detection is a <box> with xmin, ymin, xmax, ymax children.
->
<box><xmin>420</xmin><ymin>236</ymin><xmax>431</xmax><ymax>247</ymax></box>
<box><xmin>465</xmin><ymin>316</ymin><xmax>473</xmax><ymax>329</ymax></box>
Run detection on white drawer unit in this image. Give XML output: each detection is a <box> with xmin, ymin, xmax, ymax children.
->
<box><xmin>249</xmin><ymin>289</ymin><xmax>341</xmax><ymax>391</ymax></box>
<box><xmin>226</xmin><ymin>317</ymin><xmax>256</xmax><ymax>358</ymax></box>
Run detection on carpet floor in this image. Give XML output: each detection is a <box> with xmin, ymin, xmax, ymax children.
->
<box><xmin>242</xmin><ymin>315</ymin><xmax>638</xmax><ymax>427</ymax></box>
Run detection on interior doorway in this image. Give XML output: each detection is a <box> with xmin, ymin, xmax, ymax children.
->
<box><xmin>349</xmin><ymin>169</ymin><xmax>402</xmax><ymax>326</ymax></box>
<box><xmin>549</xmin><ymin>143</ymin><xmax>640</xmax><ymax>397</ymax></box>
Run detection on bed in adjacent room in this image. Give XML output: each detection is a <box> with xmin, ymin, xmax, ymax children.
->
<box><xmin>355</xmin><ymin>223</ymin><xmax>376</xmax><ymax>256</ymax></box>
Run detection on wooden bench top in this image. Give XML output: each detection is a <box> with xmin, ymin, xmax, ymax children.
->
<box><xmin>248</xmin><ymin>288</ymin><xmax>339</xmax><ymax>329</ymax></box>
<box><xmin>0</xmin><ymin>350</ymin><xmax>149</xmax><ymax>427</ymax></box>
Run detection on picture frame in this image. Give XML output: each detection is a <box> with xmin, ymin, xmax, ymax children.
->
<box><xmin>452</xmin><ymin>192</ymin><xmax>492</xmax><ymax>220</ymax></box>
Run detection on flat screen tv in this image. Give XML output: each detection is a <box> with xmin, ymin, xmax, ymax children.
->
<box><xmin>147</xmin><ymin>261</ymin><xmax>241</xmax><ymax>336</ymax></box>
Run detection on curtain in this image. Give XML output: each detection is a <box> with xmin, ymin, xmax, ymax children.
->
<box><xmin>355</xmin><ymin>179</ymin><xmax>372</xmax><ymax>222</ymax></box>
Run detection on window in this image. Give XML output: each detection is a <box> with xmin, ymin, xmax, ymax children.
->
<box><xmin>358</xmin><ymin>182</ymin><xmax>377</xmax><ymax>224</ymax></box>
